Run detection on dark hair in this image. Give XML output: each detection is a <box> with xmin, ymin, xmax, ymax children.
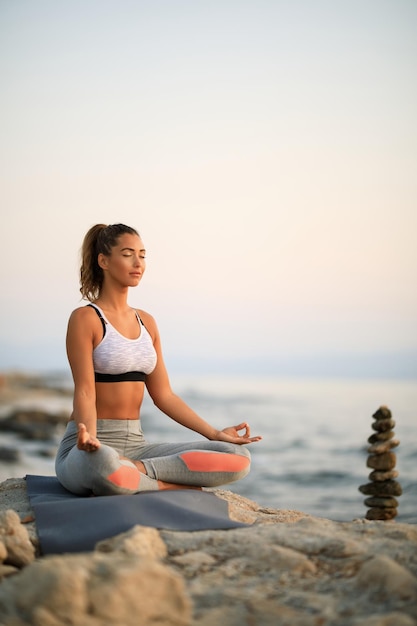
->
<box><xmin>79</xmin><ymin>223</ymin><xmax>139</xmax><ymax>301</ymax></box>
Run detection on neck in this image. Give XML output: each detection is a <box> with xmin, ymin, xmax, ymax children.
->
<box><xmin>95</xmin><ymin>287</ymin><xmax>130</xmax><ymax>313</ymax></box>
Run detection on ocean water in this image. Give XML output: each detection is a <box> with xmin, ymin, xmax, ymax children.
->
<box><xmin>1</xmin><ymin>374</ymin><xmax>416</xmax><ymax>524</ymax></box>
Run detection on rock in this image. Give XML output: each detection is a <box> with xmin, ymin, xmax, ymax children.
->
<box><xmin>367</xmin><ymin>439</ymin><xmax>399</xmax><ymax>454</ymax></box>
<box><xmin>95</xmin><ymin>525</ymin><xmax>168</xmax><ymax>560</ymax></box>
<box><xmin>212</xmin><ymin>489</ymin><xmax>311</xmax><ymax>524</ymax></box>
<box><xmin>369</xmin><ymin>469</ymin><xmax>399</xmax><ymax>482</ymax></box>
<box><xmin>372</xmin><ymin>406</ymin><xmax>392</xmax><ymax>420</ymax></box>
<box><xmin>355</xmin><ymin>555</ymin><xmax>417</xmax><ymax>601</ymax></box>
<box><xmin>0</xmin><ymin>447</ymin><xmax>21</xmax><ymax>463</ymax></box>
<box><xmin>366</xmin><ymin>452</ymin><xmax>396</xmax><ymax>470</ymax></box>
<box><xmin>0</xmin><ymin>510</ymin><xmax>35</xmax><ymax>567</ymax></box>
<box><xmin>364</xmin><ymin>496</ymin><xmax>398</xmax><ymax>508</ymax></box>
<box><xmin>354</xmin><ymin>613</ymin><xmax>417</xmax><ymax>626</ymax></box>
<box><xmin>361</xmin><ymin>406</ymin><xmax>402</xmax><ymax>520</ymax></box>
<box><xmin>0</xmin><ymin>479</ymin><xmax>39</xmax><ymax>550</ymax></box>
<box><xmin>0</xmin><ymin>553</ymin><xmax>191</xmax><ymax>625</ymax></box>
<box><xmin>366</xmin><ymin>507</ymin><xmax>398</xmax><ymax>521</ymax></box>
<box><xmin>0</xmin><ymin>564</ymin><xmax>19</xmax><ymax>581</ymax></box>
<box><xmin>0</xmin><ymin>409</ymin><xmax>69</xmax><ymax>441</ymax></box>
<box><xmin>0</xmin><ymin>541</ymin><xmax>7</xmax><ymax>562</ymax></box>
<box><xmin>1</xmin><ymin>477</ymin><xmax>417</xmax><ymax>626</ymax></box>
<box><xmin>359</xmin><ymin>480</ymin><xmax>403</xmax><ymax>497</ymax></box>
<box><xmin>372</xmin><ymin>418</ymin><xmax>396</xmax><ymax>432</ymax></box>
<box><xmin>368</xmin><ymin>431</ymin><xmax>395</xmax><ymax>443</ymax></box>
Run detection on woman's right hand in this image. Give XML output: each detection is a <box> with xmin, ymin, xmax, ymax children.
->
<box><xmin>77</xmin><ymin>423</ymin><xmax>101</xmax><ymax>452</ymax></box>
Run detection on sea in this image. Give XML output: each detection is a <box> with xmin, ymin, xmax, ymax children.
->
<box><xmin>1</xmin><ymin>373</ymin><xmax>416</xmax><ymax>524</ymax></box>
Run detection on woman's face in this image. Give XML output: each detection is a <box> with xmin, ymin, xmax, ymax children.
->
<box><xmin>99</xmin><ymin>233</ymin><xmax>146</xmax><ymax>288</ymax></box>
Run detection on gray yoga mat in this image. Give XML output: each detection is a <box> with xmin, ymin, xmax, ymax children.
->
<box><xmin>25</xmin><ymin>475</ymin><xmax>248</xmax><ymax>554</ymax></box>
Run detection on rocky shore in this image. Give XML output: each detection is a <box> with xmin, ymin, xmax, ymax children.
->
<box><xmin>0</xmin><ymin>477</ymin><xmax>416</xmax><ymax>626</ymax></box>
<box><xmin>0</xmin><ymin>374</ymin><xmax>416</xmax><ymax>625</ymax></box>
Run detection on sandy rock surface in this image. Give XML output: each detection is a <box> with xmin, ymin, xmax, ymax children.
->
<box><xmin>0</xmin><ymin>477</ymin><xmax>416</xmax><ymax>625</ymax></box>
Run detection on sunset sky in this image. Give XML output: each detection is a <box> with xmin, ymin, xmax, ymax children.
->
<box><xmin>1</xmin><ymin>0</ymin><xmax>416</xmax><ymax>377</ymax></box>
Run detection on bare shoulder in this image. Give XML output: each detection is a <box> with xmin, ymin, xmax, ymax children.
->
<box><xmin>68</xmin><ymin>304</ymin><xmax>95</xmax><ymax>323</ymax></box>
<box><xmin>67</xmin><ymin>304</ymin><xmax>100</xmax><ymax>333</ymax></box>
<box><xmin>67</xmin><ymin>305</ymin><xmax>103</xmax><ymax>349</ymax></box>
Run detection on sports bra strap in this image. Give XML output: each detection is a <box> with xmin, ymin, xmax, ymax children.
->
<box><xmin>87</xmin><ymin>304</ymin><xmax>106</xmax><ymax>337</ymax></box>
<box><xmin>87</xmin><ymin>303</ymin><xmax>145</xmax><ymax>338</ymax></box>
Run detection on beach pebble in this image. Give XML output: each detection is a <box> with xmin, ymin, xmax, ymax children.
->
<box><xmin>372</xmin><ymin>406</ymin><xmax>392</xmax><ymax>420</ymax></box>
<box><xmin>372</xmin><ymin>418</ymin><xmax>396</xmax><ymax>433</ymax></box>
<box><xmin>368</xmin><ymin>431</ymin><xmax>395</xmax><ymax>443</ymax></box>
<box><xmin>368</xmin><ymin>430</ymin><xmax>395</xmax><ymax>443</ymax></box>
<box><xmin>367</xmin><ymin>439</ymin><xmax>399</xmax><ymax>454</ymax></box>
<box><xmin>364</xmin><ymin>496</ymin><xmax>398</xmax><ymax>508</ymax></box>
<box><xmin>366</xmin><ymin>508</ymin><xmax>398</xmax><ymax>520</ymax></box>
<box><xmin>367</xmin><ymin>452</ymin><xmax>396</xmax><ymax>471</ymax></box>
<box><xmin>359</xmin><ymin>480</ymin><xmax>402</xmax><ymax>497</ymax></box>
<box><xmin>369</xmin><ymin>469</ymin><xmax>399</xmax><ymax>482</ymax></box>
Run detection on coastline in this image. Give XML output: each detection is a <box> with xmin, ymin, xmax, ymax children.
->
<box><xmin>0</xmin><ymin>372</ymin><xmax>417</xmax><ymax>624</ymax></box>
<box><xmin>0</xmin><ymin>476</ymin><xmax>417</xmax><ymax>625</ymax></box>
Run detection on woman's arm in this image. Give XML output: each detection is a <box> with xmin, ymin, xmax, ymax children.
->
<box><xmin>143</xmin><ymin>312</ymin><xmax>261</xmax><ymax>445</ymax></box>
<box><xmin>66</xmin><ymin>307</ymin><xmax>101</xmax><ymax>450</ymax></box>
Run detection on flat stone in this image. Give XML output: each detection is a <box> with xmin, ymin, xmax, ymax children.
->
<box><xmin>359</xmin><ymin>480</ymin><xmax>403</xmax><ymax>496</ymax></box>
<box><xmin>368</xmin><ymin>431</ymin><xmax>394</xmax><ymax>443</ymax></box>
<box><xmin>367</xmin><ymin>452</ymin><xmax>396</xmax><ymax>470</ymax></box>
<box><xmin>364</xmin><ymin>496</ymin><xmax>399</xmax><ymax>508</ymax></box>
<box><xmin>365</xmin><ymin>507</ymin><xmax>398</xmax><ymax>521</ymax></box>
<box><xmin>369</xmin><ymin>469</ymin><xmax>399</xmax><ymax>482</ymax></box>
<box><xmin>367</xmin><ymin>439</ymin><xmax>399</xmax><ymax>454</ymax></box>
<box><xmin>372</xmin><ymin>418</ymin><xmax>395</xmax><ymax>433</ymax></box>
<box><xmin>372</xmin><ymin>406</ymin><xmax>392</xmax><ymax>420</ymax></box>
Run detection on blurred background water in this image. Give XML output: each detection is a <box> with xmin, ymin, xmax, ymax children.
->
<box><xmin>0</xmin><ymin>373</ymin><xmax>415</xmax><ymax>524</ymax></box>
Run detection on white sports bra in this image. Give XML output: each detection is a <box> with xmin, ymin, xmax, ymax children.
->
<box><xmin>88</xmin><ymin>304</ymin><xmax>157</xmax><ymax>382</ymax></box>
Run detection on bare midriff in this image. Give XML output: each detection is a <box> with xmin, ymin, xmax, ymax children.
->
<box><xmin>95</xmin><ymin>381</ymin><xmax>146</xmax><ymax>420</ymax></box>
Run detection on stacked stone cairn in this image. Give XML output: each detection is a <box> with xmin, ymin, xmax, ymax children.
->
<box><xmin>359</xmin><ymin>405</ymin><xmax>402</xmax><ymax>520</ymax></box>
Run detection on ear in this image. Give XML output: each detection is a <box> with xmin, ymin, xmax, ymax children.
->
<box><xmin>97</xmin><ymin>253</ymin><xmax>109</xmax><ymax>270</ymax></box>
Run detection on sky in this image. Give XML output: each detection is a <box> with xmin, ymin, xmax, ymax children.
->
<box><xmin>1</xmin><ymin>0</ymin><xmax>416</xmax><ymax>378</ymax></box>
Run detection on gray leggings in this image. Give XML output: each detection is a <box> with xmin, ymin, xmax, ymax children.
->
<box><xmin>55</xmin><ymin>419</ymin><xmax>251</xmax><ymax>496</ymax></box>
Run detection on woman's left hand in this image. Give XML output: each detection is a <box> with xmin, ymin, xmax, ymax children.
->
<box><xmin>215</xmin><ymin>422</ymin><xmax>262</xmax><ymax>445</ymax></box>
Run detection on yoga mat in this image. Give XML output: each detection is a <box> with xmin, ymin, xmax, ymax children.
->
<box><xmin>26</xmin><ymin>475</ymin><xmax>248</xmax><ymax>555</ymax></box>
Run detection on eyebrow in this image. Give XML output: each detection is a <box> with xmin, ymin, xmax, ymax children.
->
<box><xmin>121</xmin><ymin>247</ymin><xmax>146</xmax><ymax>253</ymax></box>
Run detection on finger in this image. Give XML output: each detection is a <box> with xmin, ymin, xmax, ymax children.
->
<box><xmin>239</xmin><ymin>435</ymin><xmax>262</xmax><ymax>444</ymax></box>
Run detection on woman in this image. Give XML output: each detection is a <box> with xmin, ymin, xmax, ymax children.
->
<box><xmin>55</xmin><ymin>223</ymin><xmax>261</xmax><ymax>496</ymax></box>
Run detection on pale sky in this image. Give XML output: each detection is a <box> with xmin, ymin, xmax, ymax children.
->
<box><xmin>1</xmin><ymin>0</ymin><xmax>416</xmax><ymax>377</ymax></box>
